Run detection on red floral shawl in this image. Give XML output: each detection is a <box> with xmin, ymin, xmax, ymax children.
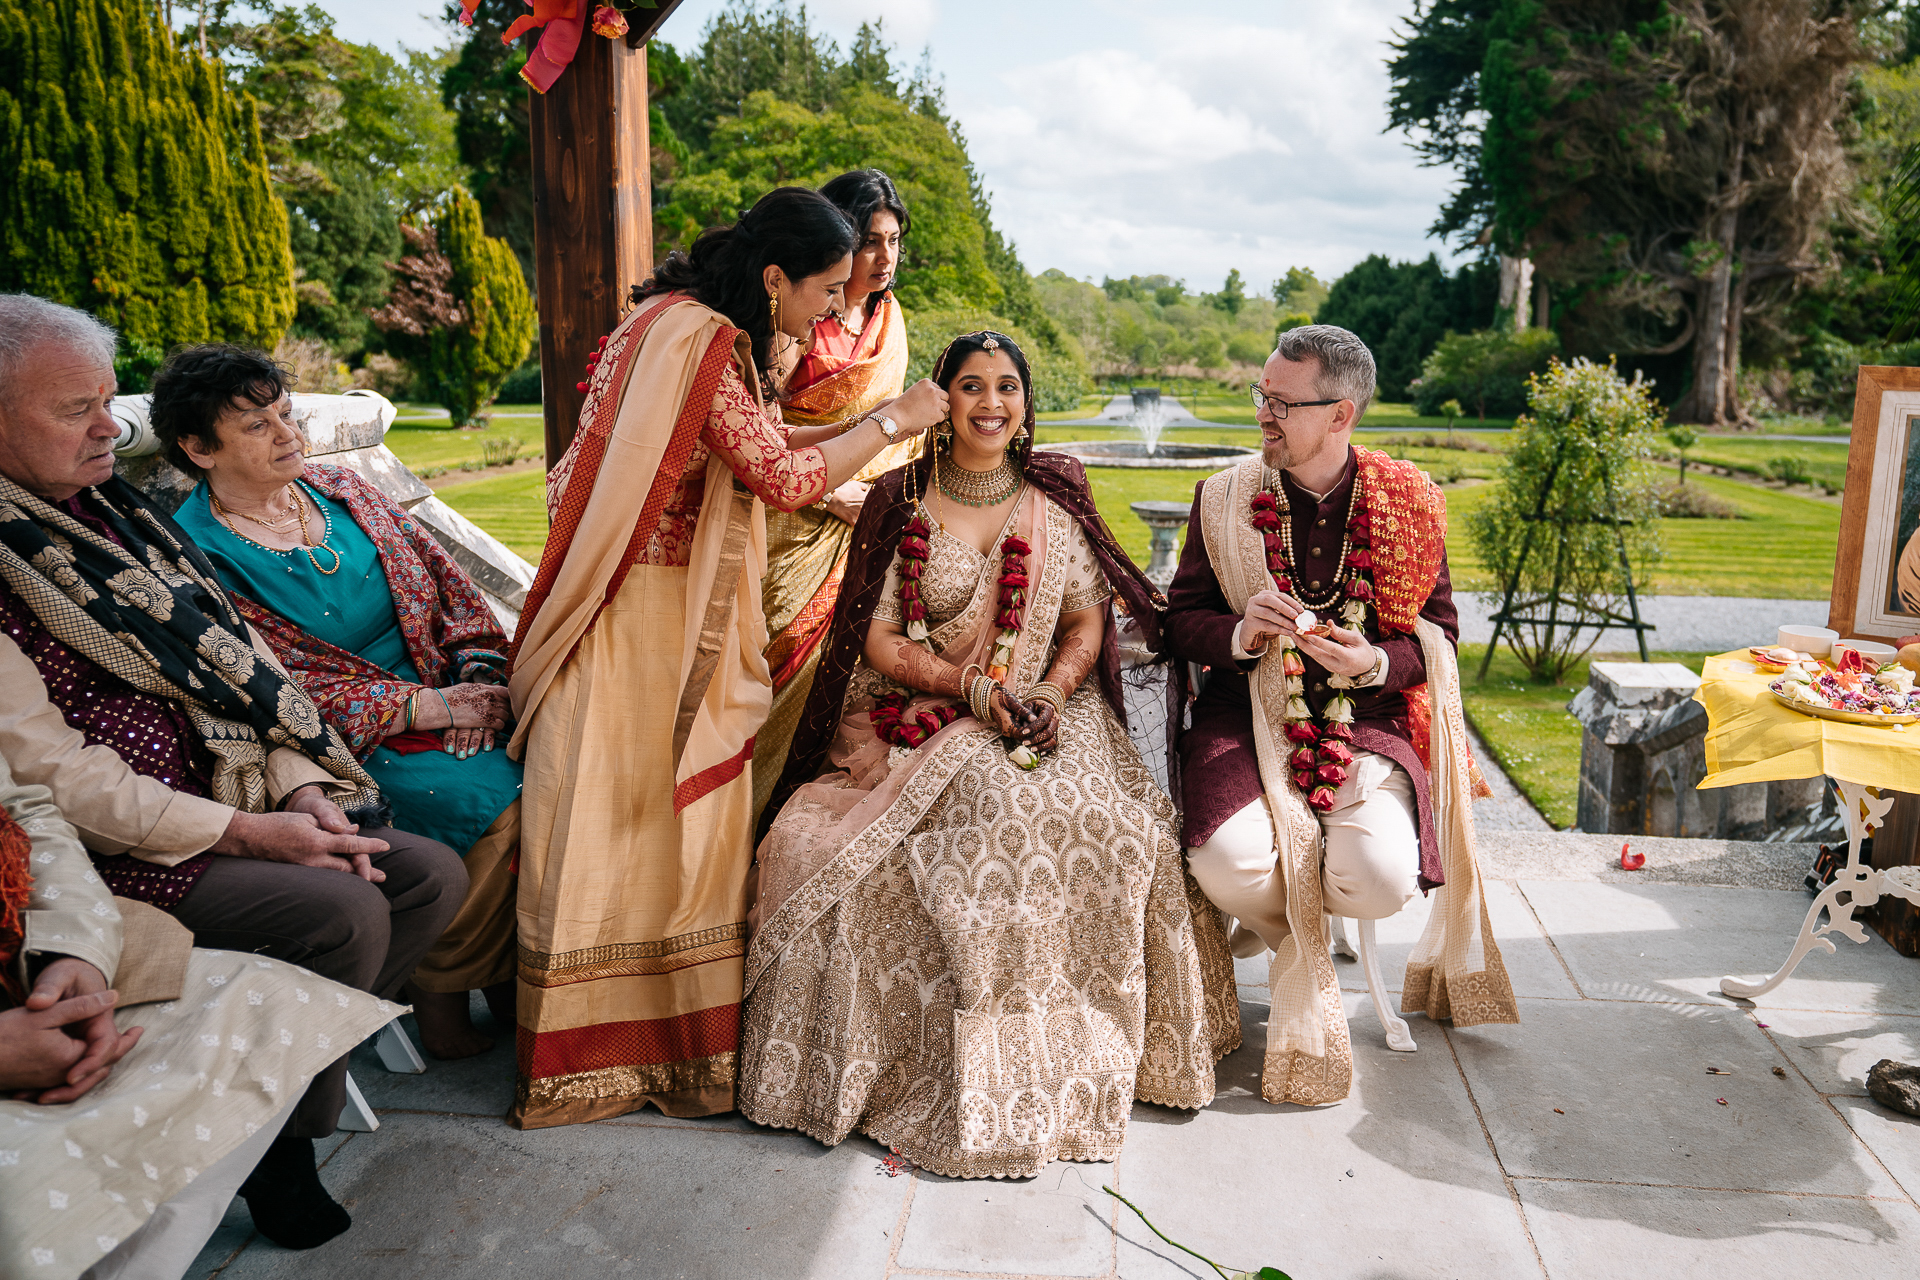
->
<box><xmin>226</xmin><ymin>465</ymin><xmax>509</xmax><ymax>759</ymax></box>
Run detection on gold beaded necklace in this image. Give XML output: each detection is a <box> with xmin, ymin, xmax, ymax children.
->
<box><xmin>212</xmin><ymin>482</ymin><xmax>341</xmax><ymax>575</ymax></box>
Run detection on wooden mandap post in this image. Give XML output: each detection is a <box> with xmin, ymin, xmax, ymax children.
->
<box><xmin>528</xmin><ymin>6</ymin><xmax>680</xmax><ymax>467</ymax></box>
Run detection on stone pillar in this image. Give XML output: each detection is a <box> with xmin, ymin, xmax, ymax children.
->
<box><xmin>1131</xmin><ymin>500</ymin><xmax>1190</xmax><ymax>589</ymax></box>
<box><xmin>1568</xmin><ymin>661</ymin><xmax>1827</xmax><ymax>839</ymax></box>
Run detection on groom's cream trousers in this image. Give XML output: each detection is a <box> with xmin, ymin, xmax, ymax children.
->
<box><xmin>1186</xmin><ymin>750</ymin><xmax>1420</xmax><ymax>957</ymax></box>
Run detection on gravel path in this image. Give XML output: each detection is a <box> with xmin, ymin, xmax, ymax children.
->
<box><xmin>1465</xmin><ymin>720</ymin><xmax>1554</xmax><ymax>831</ymax></box>
<box><xmin>1456</xmin><ymin>592</ymin><xmax>1830</xmax><ymax>654</ymax></box>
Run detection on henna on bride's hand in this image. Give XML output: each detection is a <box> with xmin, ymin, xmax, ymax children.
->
<box><xmin>883</xmin><ymin>638</ymin><xmax>964</xmax><ymax>698</ymax></box>
<box><xmin>1043</xmin><ymin>631</ymin><xmax>1098</xmax><ymax>700</ymax></box>
<box><xmin>1025</xmin><ymin>703</ymin><xmax>1059</xmax><ymax>751</ymax></box>
<box><xmin>991</xmin><ymin>687</ymin><xmax>1030</xmax><ymax>737</ymax></box>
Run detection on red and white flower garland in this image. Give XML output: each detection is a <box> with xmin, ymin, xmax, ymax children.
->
<box><xmin>1248</xmin><ymin>483</ymin><xmax>1376</xmax><ymax>813</ymax></box>
<box><xmin>876</xmin><ymin>510</ymin><xmax>1033</xmax><ymax>753</ymax></box>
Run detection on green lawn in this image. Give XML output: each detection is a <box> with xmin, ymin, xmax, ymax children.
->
<box><xmin>1034</xmin><ymin>394</ymin><xmax>1109</xmax><ymax>422</ymax></box>
<box><xmin>1663</xmin><ymin>437</ymin><xmax>1851</xmax><ymax>492</ymax></box>
<box><xmin>388</xmin><ymin>403</ymin><xmax>545</xmax><ymax>475</ymax></box>
<box><xmin>1439</xmin><ymin>472</ymin><xmax>1837</xmax><ymax>599</ymax></box>
<box><xmin>1460</xmin><ymin>644</ymin><xmax>1706</xmax><ymax>829</ymax></box>
<box><xmin>435</xmin><ymin>469</ymin><xmax>550</xmax><ymax>564</ymax></box>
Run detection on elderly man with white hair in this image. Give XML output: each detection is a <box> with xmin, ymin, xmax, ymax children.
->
<box><xmin>1165</xmin><ymin>324</ymin><xmax>1517</xmax><ymax>1108</ymax></box>
<box><xmin>0</xmin><ymin>294</ymin><xmax>466</xmax><ymax>1250</ymax></box>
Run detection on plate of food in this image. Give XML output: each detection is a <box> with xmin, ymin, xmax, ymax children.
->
<box><xmin>1770</xmin><ymin>662</ymin><xmax>1920</xmax><ymax>725</ymax></box>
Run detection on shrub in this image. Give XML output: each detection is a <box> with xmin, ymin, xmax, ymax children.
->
<box><xmin>1379</xmin><ymin>432</ymin><xmax>1498</xmax><ymax>453</ymax></box>
<box><xmin>371</xmin><ymin>190</ymin><xmax>536</xmax><ymax>427</ymax></box>
<box><xmin>1410</xmin><ymin>327</ymin><xmax>1561</xmax><ymax>419</ymax></box>
<box><xmin>497</xmin><ymin>357</ymin><xmax>543</xmax><ymax>404</ymax></box>
<box><xmin>904</xmin><ymin>306</ymin><xmax>1089</xmax><ymax>413</ymax></box>
<box><xmin>273</xmin><ymin>336</ymin><xmax>353</xmax><ymax>395</ymax></box>
<box><xmin>352</xmin><ymin>354</ymin><xmax>415</xmax><ymax>399</ymax></box>
<box><xmin>480</xmin><ymin>436</ymin><xmax>522</xmax><ymax>467</ymax></box>
<box><xmin>1467</xmin><ymin>358</ymin><xmax>1664</xmax><ymax>682</ymax></box>
<box><xmin>1654</xmin><ymin>483</ymin><xmax>1742</xmax><ymax>519</ymax></box>
<box><xmin>1767</xmin><ymin>455</ymin><xmax>1813</xmax><ymax>487</ymax></box>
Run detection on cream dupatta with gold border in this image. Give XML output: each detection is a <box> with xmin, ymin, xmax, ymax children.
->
<box><xmin>740</xmin><ymin>490</ymin><xmax>1237</xmax><ymax>1179</ymax></box>
<box><xmin>1198</xmin><ymin>455</ymin><xmax>1517</xmax><ymax>1106</ymax></box>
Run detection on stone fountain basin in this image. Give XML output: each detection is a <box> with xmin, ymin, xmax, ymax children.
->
<box><xmin>1038</xmin><ymin>440</ymin><xmax>1256</xmax><ymax>470</ymax></box>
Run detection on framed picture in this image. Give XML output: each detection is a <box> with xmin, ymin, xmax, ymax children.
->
<box><xmin>1833</xmin><ymin>365</ymin><xmax>1920</xmax><ymax>641</ymax></box>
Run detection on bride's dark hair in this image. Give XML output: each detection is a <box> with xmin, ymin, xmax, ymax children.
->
<box><xmin>634</xmin><ymin>186</ymin><xmax>856</xmax><ymax>386</ymax></box>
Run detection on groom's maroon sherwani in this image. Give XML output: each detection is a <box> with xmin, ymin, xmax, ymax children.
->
<box><xmin>1163</xmin><ymin>449</ymin><xmax>1458</xmax><ymax>889</ymax></box>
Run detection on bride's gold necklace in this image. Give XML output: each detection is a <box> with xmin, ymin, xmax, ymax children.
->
<box><xmin>212</xmin><ymin>482</ymin><xmax>341</xmax><ymax>575</ymax></box>
<box><xmin>936</xmin><ymin>455</ymin><xmax>1020</xmax><ymax>508</ymax></box>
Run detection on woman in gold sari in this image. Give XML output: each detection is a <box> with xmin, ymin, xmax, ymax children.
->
<box><xmin>754</xmin><ymin>170</ymin><xmax>917</xmax><ymax>820</ymax></box>
<box><xmin>506</xmin><ymin>188</ymin><xmax>949</xmax><ymax>1129</ymax></box>
<box><xmin>739</xmin><ymin>333</ymin><xmax>1239</xmax><ymax>1179</ymax></box>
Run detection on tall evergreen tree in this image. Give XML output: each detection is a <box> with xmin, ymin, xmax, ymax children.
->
<box><xmin>0</xmin><ymin>0</ymin><xmax>295</xmax><ymax>354</ymax></box>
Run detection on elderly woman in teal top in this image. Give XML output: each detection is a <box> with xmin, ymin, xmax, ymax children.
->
<box><xmin>150</xmin><ymin>344</ymin><xmax>521</xmax><ymax>1060</ymax></box>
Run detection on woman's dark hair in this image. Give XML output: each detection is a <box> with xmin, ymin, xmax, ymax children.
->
<box><xmin>908</xmin><ymin>331</ymin><xmax>1035</xmax><ymax>496</ymax></box>
<box><xmin>147</xmin><ymin>344</ymin><xmax>296</xmax><ymax>473</ymax></box>
<box><xmin>634</xmin><ymin>186</ymin><xmax>856</xmax><ymax>387</ymax></box>
<box><xmin>818</xmin><ymin>168</ymin><xmax>910</xmax><ymax>298</ymax></box>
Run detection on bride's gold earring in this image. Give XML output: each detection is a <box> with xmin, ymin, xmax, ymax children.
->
<box><xmin>768</xmin><ymin>291</ymin><xmax>779</xmax><ymax>331</ymax></box>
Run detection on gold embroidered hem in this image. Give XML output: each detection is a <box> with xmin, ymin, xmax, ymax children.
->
<box><xmin>518</xmin><ymin>924</ymin><xmax>750</xmax><ymax>987</ymax></box>
<box><xmin>508</xmin><ymin>1054</ymin><xmax>738</xmax><ymax>1129</ymax></box>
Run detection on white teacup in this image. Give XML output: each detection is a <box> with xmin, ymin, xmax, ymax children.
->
<box><xmin>1779</xmin><ymin>624</ymin><xmax>1838</xmax><ymax>657</ymax></box>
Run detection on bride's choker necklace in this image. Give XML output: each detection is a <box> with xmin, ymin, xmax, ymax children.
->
<box><xmin>936</xmin><ymin>455</ymin><xmax>1020</xmax><ymax>507</ymax></box>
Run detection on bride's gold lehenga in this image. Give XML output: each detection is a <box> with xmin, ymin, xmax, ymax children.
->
<box><xmin>739</xmin><ymin>492</ymin><xmax>1239</xmax><ymax>1179</ymax></box>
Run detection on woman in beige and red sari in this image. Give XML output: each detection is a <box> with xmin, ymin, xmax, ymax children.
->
<box><xmin>753</xmin><ymin>169</ymin><xmax>917</xmax><ymax>821</ymax></box>
<box><xmin>740</xmin><ymin>332</ymin><xmax>1240</xmax><ymax>1179</ymax></box>
<box><xmin>506</xmin><ymin>187</ymin><xmax>948</xmax><ymax>1129</ymax></box>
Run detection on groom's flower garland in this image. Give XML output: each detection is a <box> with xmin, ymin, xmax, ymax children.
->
<box><xmin>1249</xmin><ymin>479</ymin><xmax>1374</xmax><ymax>813</ymax></box>
<box><xmin>873</xmin><ymin>508</ymin><xmax>1035</xmax><ymax>763</ymax></box>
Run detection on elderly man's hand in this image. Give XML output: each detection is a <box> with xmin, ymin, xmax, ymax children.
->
<box><xmin>213</xmin><ymin>798</ymin><xmax>389</xmax><ymax>881</ymax></box>
<box><xmin>2</xmin><ymin>961</ymin><xmax>142</xmax><ymax>1103</ymax></box>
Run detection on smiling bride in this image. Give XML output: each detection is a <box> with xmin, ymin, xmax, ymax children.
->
<box><xmin>737</xmin><ymin>331</ymin><xmax>1239</xmax><ymax>1179</ymax></box>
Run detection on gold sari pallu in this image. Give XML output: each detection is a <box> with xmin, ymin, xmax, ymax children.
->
<box><xmin>1198</xmin><ymin>455</ymin><xmax>1517</xmax><ymax>1107</ymax></box>
<box><xmin>752</xmin><ymin>295</ymin><xmax>915</xmax><ymax>821</ymax></box>
<box><xmin>506</xmin><ymin>295</ymin><xmax>775</xmax><ymax>1128</ymax></box>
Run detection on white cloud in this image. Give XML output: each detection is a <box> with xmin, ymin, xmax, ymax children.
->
<box><xmin>953</xmin><ymin>3</ymin><xmax>1458</xmax><ymax>290</ymax></box>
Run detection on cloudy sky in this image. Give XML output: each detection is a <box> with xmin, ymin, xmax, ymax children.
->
<box><xmin>318</xmin><ymin>0</ymin><xmax>1463</xmax><ymax>297</ymax></box>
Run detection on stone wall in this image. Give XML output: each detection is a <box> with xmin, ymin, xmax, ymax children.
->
<box><xmin>1570</xmin><ymin>661</ymin><xmax>1833</xmax><ymax>842</ymax></box>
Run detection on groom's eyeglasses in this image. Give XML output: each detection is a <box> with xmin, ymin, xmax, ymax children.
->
<box><xmin>1249</xmin><ymin>386</ymin><xmax>1342</xmax><ymax>418</ymax></box>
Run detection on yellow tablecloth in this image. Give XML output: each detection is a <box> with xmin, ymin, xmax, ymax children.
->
<box><xmin>1696</xmin><ymin>650</ymin><xmax>1920</xmax><ymax>792</ymax></box>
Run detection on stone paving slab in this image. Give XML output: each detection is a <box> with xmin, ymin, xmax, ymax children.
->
<box><xmin>202</xmin><ymin>1113</ymin><xmax>910</xmax><ymax>1278</ymax></box>
<box><xmin>1520</xmin><ymin>880</ymin><xmax>1920</xmax><ymax>1013</ymax></box>
<box><xmin>1516</xmin><ymin>1180</ymin><xmax>1920</xmax><ymax>1280</ymax></box>
<box><xmin>1115</xmin><ymin>996</ymin><xmax>1540</xmax><ymax>1280</ymax></box>
<box><xmin>189</xmin><ymin>856</ymin><xmax>1920</xmax><ymax>1280</ymax></box>
<box><xmin>1448</xmin><ymin>997</ymin><xmax>1905</xmax><ymax>1197</ymax></box>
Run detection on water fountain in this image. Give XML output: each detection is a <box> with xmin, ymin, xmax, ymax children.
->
<box><xmin>1037</xmin><ymin>385</ymin><xmax>1254</xmax><ymax>472</ymax></box>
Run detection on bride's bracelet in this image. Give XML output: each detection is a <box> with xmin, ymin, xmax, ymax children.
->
<box><xmin>967</xmin><ymin>673</ymin><xmax>1000</xmax><ymax>724</ymax></box>
<box><xmin>1028</xmin><ymin>681</ymin><xmax>1067</xmax><ymax>718</ymax></box>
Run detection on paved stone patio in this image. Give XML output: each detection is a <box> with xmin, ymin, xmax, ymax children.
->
<box><xmin>184</xmin><ymin>828</ymin><xmax>1920</xmax><ymax>1280</ymax></box>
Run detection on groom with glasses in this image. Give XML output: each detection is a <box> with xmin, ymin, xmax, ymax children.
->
<box><xmin>1163</xmin><ymin>324</ymin><xmax>1499</xmax><ymax>1105</ymax></box>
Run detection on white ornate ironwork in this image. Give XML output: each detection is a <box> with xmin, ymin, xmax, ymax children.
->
<box><xmin>1720</xmin><ymin>779</ymin><xmax>1920</xmax><ymax>999</ymax></box>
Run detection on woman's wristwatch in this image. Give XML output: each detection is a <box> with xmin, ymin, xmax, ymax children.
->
<box><xmin>869</xmin><ymin>412</ymin><xmax>901</xmax><ymax>442</ymax></box>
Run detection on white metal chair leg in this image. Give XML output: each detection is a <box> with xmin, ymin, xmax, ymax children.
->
<box><xmin>1328</xmin><ymin>914</ymin><xmax>1357</xmax><ymax>960</ymax></box>
<box><xmin>1356</xmin><ymin>919</ymin><xmax>1417</xmax><ymax>1052</ymax></box>
<box><xmin>374</xmin><ymin>1020</ymin><xmax>426</xmax><ymax>1074</ymax></box>
<box><xmin>337</xmin><ymin>1071</ymin><xmax>379</xmax><ymax>1132</ymax></box>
